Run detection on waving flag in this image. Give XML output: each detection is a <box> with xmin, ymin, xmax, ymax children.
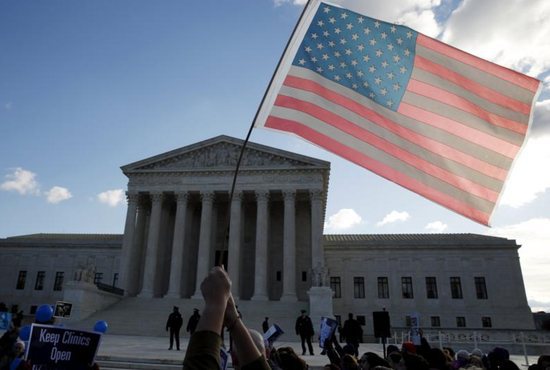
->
<box><xmin>254</xmin><ymin>0</ymin><xmax>540</xmax><ymax>225</ymax></box>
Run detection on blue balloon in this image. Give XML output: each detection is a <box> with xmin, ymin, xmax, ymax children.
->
<box><xmin>93</xmin><ymin>320</ymin><xmax>108</xmax><ymax>333</ymax></box>
<box><xmin>35</xmin><ymin>304</ymin><xmax>53</xmax><ymax>323</ymax></box>
<box><xmin>19</xmin><ymin>325</ymin><xmax>31</xmax><ymax>341</ymax></box>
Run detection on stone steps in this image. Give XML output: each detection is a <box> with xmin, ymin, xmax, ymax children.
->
<box><xmin>70</xmin><ymin>297</ymin><xmax>308</xmax><ymax>339</ymax></box>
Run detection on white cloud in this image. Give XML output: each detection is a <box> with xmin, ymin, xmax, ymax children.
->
<box><xmin>499</xmin><ymin>135</ymin><xmax>550</xmax><ymax>208</ymax></box>
<box><xmin>45</xmin><ymin>186</ymin><xmax>72</xmax><ymax>204</ymax></box>
<box><xmin>0</xmin><ymin>168</ymin><xmax>40</xmax><ymax>195</ymax></box>
<box><xmin>397</xmin><ymin>9</ymin><xmax>440</xmax><ymax>37</ymax></box>
<box><xmin>442</xmin><ymin>0</ymin><xmax>550</xmax><ymax>77</ymax></box>
<box><xmin>97</xmin><ymin>189</ymin><xmax>125</xmax><ymax>207</ymax></box>
<box><xmin>424</xmin><ymin>221</ymin><xmax>448</xmax><ymax>233</ymax></box>
<box><xmin>376</xmin><ymin>210</ymin><xmax>410</xmax><ymax>227</ymax></box>
<box><xmin>324</xmin><ymin>208</ymin><xmax>362</xmax><ymax>231</ymax></box>
<box><xmin>487</xmin><ymin>218</ymin><xmax>550</xmax><ymax>312</ymax></box>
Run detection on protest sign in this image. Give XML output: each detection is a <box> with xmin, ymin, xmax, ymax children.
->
<box><xmin>25</xmin><ymin>324</ymin><xmax>101</xmax><ymax>370</ymax></box>
<box><xmin>0</xmin><ymin>311</ymin><xmax>12</xmax><ymax>330</ymax></box>
<box><xmin>53</xmin><ymin>301</ymin><xmax>73</xmax><ymax>319</ymax></box>
<box><xmin>409</xmin><ymin>312</ymin><xmax>421</xmax><ymax>345</ymax></box>
<box><xmin>319</xmin><ymin>317</ymin><xmax>338</xmax><ymax>348</ymax></box>
<box><xmin>263</xmin><ymin>324</ymin><xmax>284</xmax><ymax>345</ymax></box>
<box><xmin>220</xmin><ymin>348</ymin><xmax>229</xmax><ymax>370</ymax></box>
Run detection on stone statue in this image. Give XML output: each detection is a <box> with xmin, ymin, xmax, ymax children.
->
<box><xmin>312</xmin><ymin>263</ymin><xmax>329</xmax><ymax>287</ymax></box>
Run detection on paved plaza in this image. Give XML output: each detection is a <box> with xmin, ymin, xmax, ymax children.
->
<box><xmin>95</xmin><ymin>333</ymin><xmax>541</xmax><ymax>369</ymax></box>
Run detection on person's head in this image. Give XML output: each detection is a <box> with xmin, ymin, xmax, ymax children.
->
<box><xmin>455</xmin><ymin>349</ymin><xmax>470</xmax><ymax>368</ymax></box>
<box><xmin>341</xmin><ymin>354</ymin><xmax>359</xmax><ymax>370</ymax></box>
<box><xmin>402</xmin><ymin>353</ymin><xmax>430</xmax><ymax>370</ymax></box>
<box><xmin>173</xmin><ymin>306</ymin><xmax>179</xmax><ymax>312</ymax></box>
<box><xmin>359</xmin><ymin>352</ymin><xmax>390</xmax><ymax>370</ymax></box>
<box><xmin>425</xmin><ymin>347</ymin><xmax>449</xmax><ymax>370</ymax></box>
<box><xmin>193</xmin><ymin>308</ymin><xmax>199</xmax><ymax>315</ymax></box>
<box><xmin>265</xmin><ymin>317</ymin><xmax>269</xmax><ymax>321</ymax></box>
<box><xmin>300</xmin><ymin>309</ymin><xmax>307</xmax><ymax>316</ymax></box>
<box><xmin>13</xmin><ymin>340</ymin><xmax>25</xmax><ymax>356</ymax></box>
<box><xmin>488</xmin><ymin>347</ymin><xmax>509</xmax><ymax>370</ymax></box>
<box><xmin>230</xmin><ymin>329</ymin><xmax>266</xmax><ymax>369</ymax></box>
<box><xmin>471</xmin><ymin>348</ymin><xmax>483</xmax><ymax>358</ymax></box>
<box><xmin>401</xmin><ymin>341</ymin><xmax>416</xmax><ymax>354</ymax></box>
<box><xmin>386</xmin><ymin>345</ymin><xmax>399</xmax><ymax>357</ymax></box>
<box><xmin>276</xmin><ymin>347</ymin><xmax>308</xmax><ymax>370</ymax></box>
<box><xmin>348</xmin><ymin>313</ymin><xmax>354</xmax><ymax>319</ymax></box>
<box><xmin>388</xmin><ymin>352</ymin><xmax>405</xmax><ymax>370</ymax></box>
<box><xmin>538</xmin><ymin>355</ymin><xmax>550</xmax><ymax>370</ymax></box>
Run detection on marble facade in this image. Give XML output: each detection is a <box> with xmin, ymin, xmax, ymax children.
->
<box><xmin>118</xmin><ymin>135</ymin><xmax>330</xmax><ymax>301</ymax></box>
<box><xmin>0</xmin><ymin>135</ymin><xmax>536</xmax><ymax>333</ymax></box>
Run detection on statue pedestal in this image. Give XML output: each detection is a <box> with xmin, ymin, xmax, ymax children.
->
<box><xmin>307</xmin><ymin>286</ymin><xmax>334</xmax><ymax>335</ymax></box>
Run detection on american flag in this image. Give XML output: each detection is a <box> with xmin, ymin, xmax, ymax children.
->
<box><xmin>254</xmin><ymin>0</ymin><xmax>541</xmax><ymax>225</ymax></box>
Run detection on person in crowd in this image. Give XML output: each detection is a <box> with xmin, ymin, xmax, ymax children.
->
<box><xmin>453</xmin><ymin>349</ymin><xmax>470</xmax><ymax>369</ymax></box>
<box><xmin>536</xmin><ymin>355</ymin><xmax>550</xmax><ymax>370</ymax></box>
<box><xmin>341</xmin><ymin>353</ymin><xmax>360</xmax><ymax>370</ymax></box>
<box><xmin>0</xmin><ymin>340</ymin><xmax>26</xmax><ymax>370</ymax></box>
<box><xmin>359</xmin><ymin>352</ymin><xmax>390</xmax><ymax>370</ymax></box>
<box><xmin>342</xmin><ymin>313</ymin><xmax>363</xmax><ymax>357</ymax></box>
<box><xmin>487</xmin><ymin>347</ymin><xmax>509</xmax><ymax>370</ymax></box>
<box><xmin>402</xmin><ymin>352</ymin><xmax>430</xmax><ymax>370</ymax></box>
<box><xmin>262</xmin><ymin>317</ymin><xmax>269</xmax><ymax>333</ymax></box>
<box><xmin>295</xmin><ymin>310</ymin><xmax>315</xmax><ymax>356</ymax></box>
<box><xmin>230</xmin><ymin>329</ymin><xmax>266</xmax><ymax>370</ymax></box>
<box><xmin>387</xmin><ymin>351</ymin><xmax>405</xmax><ymax>370</ymax></box>
<box><xmin>0</xmin><ymin>326</ymin><xmax>19</xmax><ymax>359</ymax></box>
<box><xmin>166</xmin><ymin>306</ymin><xmax>183</xmax><ymax>350</ymax></box>
<box><xmin>424</xmin><ymin>347</ymin><xmax>451</xmax><ymax>370</ymax></box>
<box><xmin>182</xmin><ymin>265</ymin><xmax>269</xmax><ymax>370</ymax></box>
<box><xmin>186</xmin><ymin>308</ymin><xmax>200</xmax><ymax>336</ymax></box>
<box><xmin>275</xmin><ymin>347</ymin><xmax>308</xmax><ymax>370</ymax></box>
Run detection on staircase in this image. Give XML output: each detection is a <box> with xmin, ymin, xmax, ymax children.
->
<box><xmin>70</xmin><ymin>297</ymin><xmax>308</xmax><ymax>338</ymax></box>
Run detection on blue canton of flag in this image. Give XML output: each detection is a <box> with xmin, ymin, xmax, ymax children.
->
<box><xmin>293</xmin><ymin>3</ymin><xmax>417</xmax><ymax>111</ymax></box>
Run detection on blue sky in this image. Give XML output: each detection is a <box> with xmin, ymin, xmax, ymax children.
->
<box><xmin>1</xmin><ymin>0</ymin><xmax>549</xmax><ymax>311</ymax></box>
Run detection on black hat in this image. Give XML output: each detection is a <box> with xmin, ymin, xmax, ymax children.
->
<box><xmin>173</xmin><ymin>306</ymin><xmax>179</xmax><ymax>310</ymax></box>
<box><xmin>193</xmin><ymin>308</ymin><xmax>199</xmax><ymax>312</ymax></box>
<box><xmin>300</xmin><ymin>309</ymin><xmax>306</xmax><ymax>313</ymax></box>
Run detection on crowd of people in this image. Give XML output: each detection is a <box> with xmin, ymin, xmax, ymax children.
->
<box><xmin>181</xmin><ymin>266</ymin><xmax>550</xmax><ymax>370</ymax></box>
<box><xmin>2</xmin><ymin>271</ymin><xmax>549</xmax><ymax>370</ymax></box>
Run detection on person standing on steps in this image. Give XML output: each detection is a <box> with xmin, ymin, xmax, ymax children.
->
<box><xmin>165</xmin><ymin>306</ymin><xmax>183</xmax><ymax>350</ymax></box>
<box><xmin>295</xmin><ymin>309</ymin><xmax>314</xmax><ymax>356</ymax></box>
<box><xmin>262</xmin><ymin>317</ymin><xmax>269</xmax><ymax>333</ymax></box>
<box><xmin>186</xmin><ymin>308</ymin><xmax>201</xmax><ymax>336</ymax></box>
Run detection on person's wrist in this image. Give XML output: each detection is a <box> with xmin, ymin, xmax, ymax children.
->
<box><xmin>225</xmin><ymin>315</ymin><xmax>241</xmax><ymax>332</ymax></box>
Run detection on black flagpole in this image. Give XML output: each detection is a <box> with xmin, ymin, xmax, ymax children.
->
<box><xmin>218</xmin><ymin>0</ymin><xmax>315</xmax><ymax>266</ymax></box>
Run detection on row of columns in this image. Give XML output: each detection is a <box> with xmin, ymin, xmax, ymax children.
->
<box><xmin>119</xmin><ymin>189</ymin><xmax>325</xmax><ymax>301</ymax></box>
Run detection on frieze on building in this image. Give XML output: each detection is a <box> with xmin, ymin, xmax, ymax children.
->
<box><xmin>122</xmin><ymin>136</ymin><xmax>331</xmax><ymax>175</ymax></box>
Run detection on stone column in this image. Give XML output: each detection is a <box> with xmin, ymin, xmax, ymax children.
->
<box><xmin>138</xmin><ymin>192</ymin><xmax>163</xmax><ymax>298</ymax></box>
<box><xmin>310</xmin><ymin>190</ymin><xmax>324</xmax><ymax>270</ymax></box>
<box><xmin>252</xmin><ymin>190</ymin><xmax>269</xmax><ymax>301</ymax></box>
<box><xmin>119</xmin><ymin>192</ymin><xmax>139</xmax><ymax>296</ymax></box>
<box><xmin>281</xmin><ymin>190</ymin><xmax>297</xmax><ymax>302</ymax></box>
<box><xmin>165</xmin><ymin>192</ymin><xmax>189</xmax><ymax>298</ymax></box>
<box><xmin>129</xmin><ymin>202</ymin><xmax>147</xmax><ymax>296</ymax></box>
<box><xmin>192</xmin><ymin>191</ymin><xmax>214</xmax><ymax>299</ymax></box>
<box><xmin>227</xmin><ymin>191</ymin><xmax>242</xmax><ymax>299</ymax></box>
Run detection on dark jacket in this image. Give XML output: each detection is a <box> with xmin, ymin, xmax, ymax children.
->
<box><xmin>295</xmin><ymin>315</ymin><xmax>314</xmax><ymax>337</ymax></box>
<box><xmin>166</xmin><ymin>311</ymin><xmax>183</xmax><ymax>330</ymax></box>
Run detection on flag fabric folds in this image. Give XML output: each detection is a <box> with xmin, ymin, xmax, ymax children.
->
<box><xmin>254</xmin><ymin>0</ymin><xmax>541</xmax><ymax>225</ymax></box>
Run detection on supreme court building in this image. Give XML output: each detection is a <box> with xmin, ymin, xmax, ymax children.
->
<box><xmin>0</xmin><ymin>135</ymin><xmax>536</xmax><ymax>335</ymax></box>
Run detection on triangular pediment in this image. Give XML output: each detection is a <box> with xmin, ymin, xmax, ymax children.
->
<box><xmin>121</xmin><ymin>135</ymin><xmax>330</xmax><ymax>174</ymax></box>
